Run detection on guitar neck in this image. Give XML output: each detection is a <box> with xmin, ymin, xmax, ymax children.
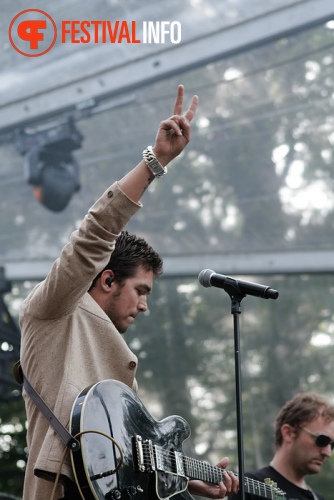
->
<box><xmin>182</xmin><ymin>456</ymin><xmax>283</xmax><ymax>499</ymax></box>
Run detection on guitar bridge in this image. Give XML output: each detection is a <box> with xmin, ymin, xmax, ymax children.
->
<box><xmin>134</xmin><ymin>435</ymin><xmax>156</xmax><ymax>473</ymax></box>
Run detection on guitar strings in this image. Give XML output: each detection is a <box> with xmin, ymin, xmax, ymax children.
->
<box><xmin>141</xmin><ymin>444</ymin><xmax>284</xmax><ymax>497</ymax></box>
<box><xmin>55</xmin><ymin>428</ymin><xmax>285</xmax><ymax>500</ymax></box>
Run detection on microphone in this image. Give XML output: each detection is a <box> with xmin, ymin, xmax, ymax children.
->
<box><xmin>198</xmin><ymin>269</ymin><xmax>279</xmax><ymax>300</ymax></box>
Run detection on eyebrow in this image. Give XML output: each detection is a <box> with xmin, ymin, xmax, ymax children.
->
<box><xmin>137</xmin><ymin>284</ymin><xmax>152</xmax><ymax>294</ymax></box>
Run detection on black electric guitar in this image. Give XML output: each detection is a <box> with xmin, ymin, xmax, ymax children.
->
<box><xmin>70</xmin><ymin>379</ymin><xmax>286</xmax><ymax>500</ymax></box>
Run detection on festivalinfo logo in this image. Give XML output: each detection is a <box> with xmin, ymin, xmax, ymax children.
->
<box><xmin>9</xmin><ymin>9</ymin><xmax>182</xmax><ymax>57</ymax></box>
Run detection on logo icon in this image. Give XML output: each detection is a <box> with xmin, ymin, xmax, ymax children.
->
<box><xmin>9</xmin><ymin>9</ymin><xmax>57</xmax><ymax>57</ymax></box>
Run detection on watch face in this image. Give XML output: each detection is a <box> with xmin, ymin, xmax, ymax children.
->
<box><xmin>143</xmin><ymin>147</ymin><xmax>167</xmax><ymax>176</ymax></box>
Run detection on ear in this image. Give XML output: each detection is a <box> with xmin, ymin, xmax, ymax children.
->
<box><xmin>101</xmin><ymin>270</ymin><xmax>114</xmax><ymax>290</ymax></box>
<box><xmin>281</xmin><ymin>423</ymin><xmax>298</xmax><ymax>444</ymax></box>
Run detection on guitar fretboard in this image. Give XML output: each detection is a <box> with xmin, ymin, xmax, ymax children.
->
<box><xmin>153</xmin><ymin>445</ymin><xmax>285</xmax><ymax>500</ymax></box>
<box><xmin>184</xmin><ymin>456</ymin><xmax>279</xmax><ymax>498</ymax></box>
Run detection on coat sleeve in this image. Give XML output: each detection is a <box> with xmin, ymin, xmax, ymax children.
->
<box><xmin>22</xmin><ymin>182</ymin><xmax>142</xmax><ymax>320</ymax></box>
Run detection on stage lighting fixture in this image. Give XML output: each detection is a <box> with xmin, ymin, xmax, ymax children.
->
<box><xmin>16</xmin><ymin>118</ymin><xmax>84</xmax><ymax>212</ymax></box>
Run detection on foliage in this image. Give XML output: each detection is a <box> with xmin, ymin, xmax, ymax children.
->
<box><xmin>0</xmin><ymin>399</ymin><xmax>26</xmax><ymax>497</ymax></box>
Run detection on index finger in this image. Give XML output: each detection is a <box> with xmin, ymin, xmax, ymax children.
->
<box><xmin>173</xmin><ymin>84</ymin><xmax>184</xmax><ymax>115</ymax></box>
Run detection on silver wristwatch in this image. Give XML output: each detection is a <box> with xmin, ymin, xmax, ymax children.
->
<box><xmin>142</xmin><ymin>146</ymin><xmax>168</xmax><ymax>177</ymax></box>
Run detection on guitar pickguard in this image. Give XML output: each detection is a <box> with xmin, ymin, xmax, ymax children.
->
<box><xmin>155</xmin><ymin>470</ymin><xmax>188</xmax><ymax>500</ymax></box>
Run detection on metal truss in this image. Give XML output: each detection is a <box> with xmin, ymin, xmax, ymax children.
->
<box><xmin>0</xmin><ymin>0</ymin><xmax>333</xmax><ymax>136</ymax></box>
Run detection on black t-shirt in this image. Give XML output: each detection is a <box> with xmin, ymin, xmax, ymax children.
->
<box><xmin>229</xmin><ymin>465</ymin><xmax>324</xmax><ymax>500</ymax></box>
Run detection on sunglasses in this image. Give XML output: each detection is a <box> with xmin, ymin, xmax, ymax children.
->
<box><xmin>299</xmin><ymin>426</ymin><xmax>334</xmax><ymax>450</ymax></box>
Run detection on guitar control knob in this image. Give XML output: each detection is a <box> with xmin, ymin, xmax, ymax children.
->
<box><xmin>105</xmin><ymin>489</ymin><xmax>122</xmax><ymax>500</ymax></box>
<box><xmin>124</xmin><ymin>486</ymin><xmax>137</xmax><ymax>497</ymax></box>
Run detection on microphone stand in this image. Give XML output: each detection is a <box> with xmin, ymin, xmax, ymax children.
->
<box><xmin>223</xmin><ymin>284</ymin><xmax>247</xmax><ymax>500</ymax></box>
<box><xmin>198</xmin><ymin>269</ymin><xmax>278</xmax><ymax>499</ymax></box>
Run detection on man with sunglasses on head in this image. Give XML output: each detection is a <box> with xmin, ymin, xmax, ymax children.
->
<box><xmin>230</xmin><ymin>392</ymin><xmax>334</xmax><ymax>500</ymax></box>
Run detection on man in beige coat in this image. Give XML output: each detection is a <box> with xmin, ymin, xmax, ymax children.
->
<box><xmin>19</xmin><ymin>86</ymin><xmax>239</xmax><ymax>499</ymax></box>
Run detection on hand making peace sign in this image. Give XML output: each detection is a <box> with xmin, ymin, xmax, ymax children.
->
<box><xmin>153</xmin><ymin>84</ymin><xmax>199</xmax><ymax>166</ymax></box>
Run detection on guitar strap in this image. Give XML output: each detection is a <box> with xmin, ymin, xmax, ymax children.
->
<box><xmin>13</xmin><ymin>360</ymin><xmax>80</xmax><ymax>452</ymax></box>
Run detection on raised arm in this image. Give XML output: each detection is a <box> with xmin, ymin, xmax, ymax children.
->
<box><xmin>118</xmin><ymin>84</ymin><xmax>198</xmax><ymax>202</ymax></box>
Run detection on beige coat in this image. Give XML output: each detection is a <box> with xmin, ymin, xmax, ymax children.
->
<box><xmin>19</xmin><ymin>182</ymin><xmax>141</xmax><ymax>499</ymax></box>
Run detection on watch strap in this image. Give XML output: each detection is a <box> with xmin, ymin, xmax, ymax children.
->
<box><xmin>142</xmin><ymin>146</ymin><xmax>167</xmax><ymax>177</ymax></box>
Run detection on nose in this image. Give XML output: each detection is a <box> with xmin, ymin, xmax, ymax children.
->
<box><xmin>321</xmin><ymin>444</ymin><xmax>332</xmax><ymax>458</ymax></box>
<box><xmin>138</xmin><ymin>295</ymin><xmax>148</xmax><ymax>312</ymax></box>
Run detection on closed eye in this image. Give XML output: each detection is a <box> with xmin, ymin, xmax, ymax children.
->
<box><xmin>136</xmin><ymin>286</ymin><xmax>151</xmax><ymax>296</ymax></box>
<box><xmin>137</xmin><ymin>288</ymin><xmax>151</xmax><ymax>296</ymax></box>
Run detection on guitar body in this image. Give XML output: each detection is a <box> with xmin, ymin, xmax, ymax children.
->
<box><xmin>70</xmin><ymin>379</ymin><xmax>286</xmax><ymax>500</ymax></box>
<box><xmin>70</xmin><ymin>379</ymin><xmax>191</xmax><ymax>500</ymax></box>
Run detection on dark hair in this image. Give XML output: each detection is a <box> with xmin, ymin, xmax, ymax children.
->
<box><xmin>275</xmin><ymin>392</ymin><xmax>334</xmax><ymax>447</ymax></box>
<box><xmin>89</xmin><ymin>230</ymin><xmax>163</xmax><ymax>290</ymax></box>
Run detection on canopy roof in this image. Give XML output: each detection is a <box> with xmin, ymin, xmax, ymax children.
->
<box><xmin>1</xmin><ymin>0</ymin><xmax>334</xmax><ymax>281</ymax></box>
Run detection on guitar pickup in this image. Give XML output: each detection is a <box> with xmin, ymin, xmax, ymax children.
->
<box><xmin>174</xmin><ymin>451</ymin><xmax>186</xmax><ymax>477</ymax></box>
